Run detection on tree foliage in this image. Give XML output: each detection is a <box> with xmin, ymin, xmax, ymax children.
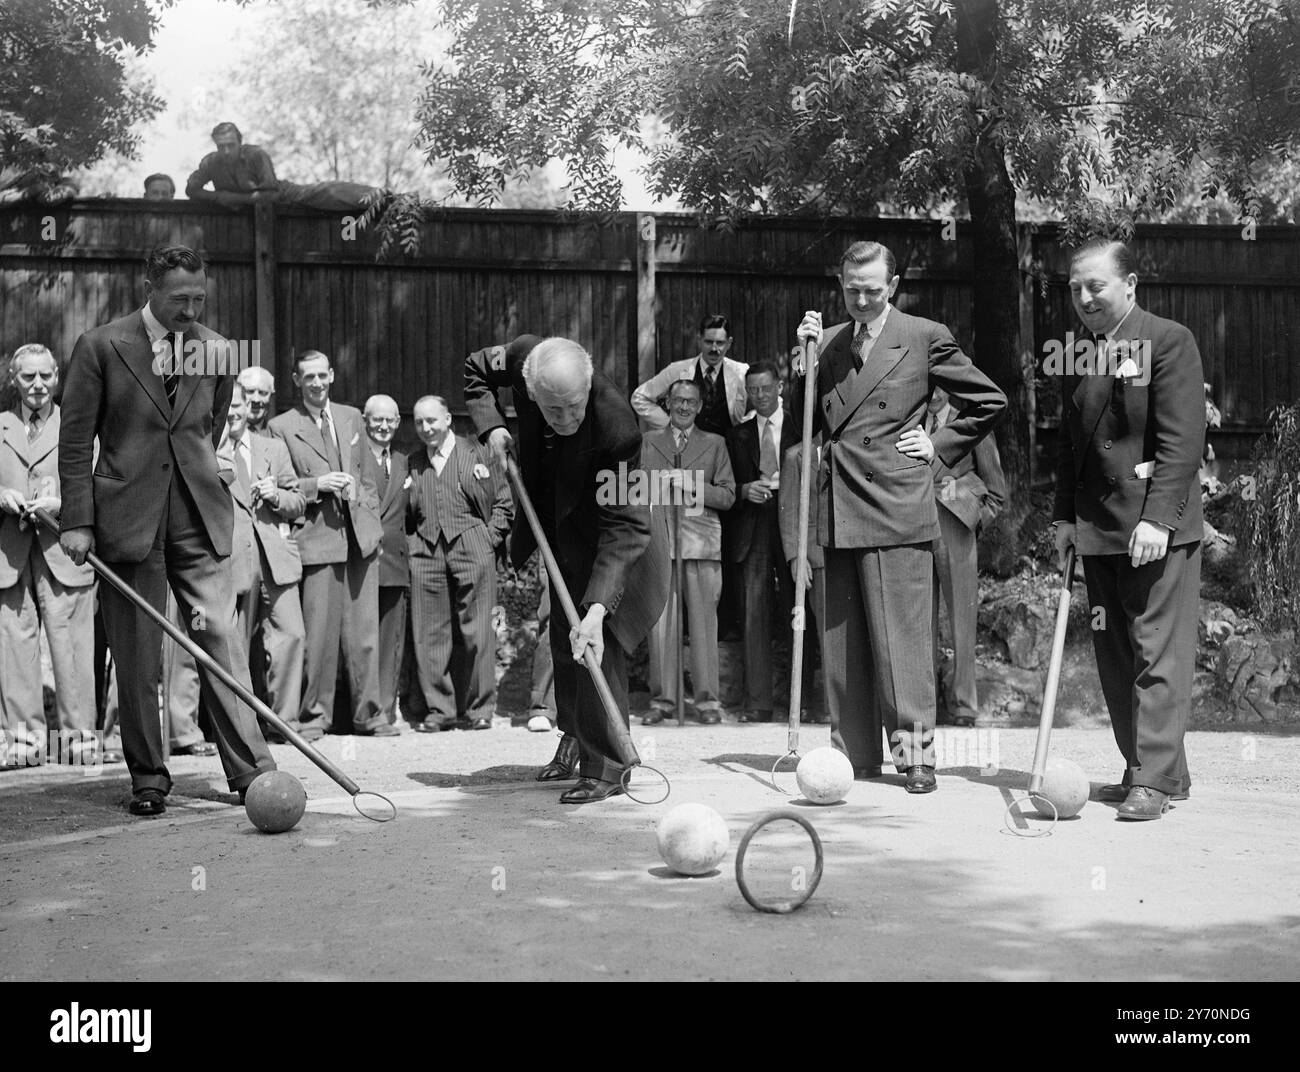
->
<box><xmin>0</xmin><ymin>0</ymin><xmax>165</xmax><ymax>188</ymax></box>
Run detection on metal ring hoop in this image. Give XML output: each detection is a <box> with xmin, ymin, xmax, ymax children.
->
<box><xmin>769</xmin><ymin>751</ymin><xmax>799</xmax><ymax>795</ymax></box>
<box><xmin>1002</xmin><ymin>792</ymin><xmax>1058</xmax><ymax>838</ymax></box>
<box><xmin>621</xmin><ymin>763</ymin><xmax>671</xmax><ymax>805</ymax></box>
<box><xmin>734</xmin><ymin>809</ymin><xmax>824</xmax><ymax>914</ymax></box>
<box><xmin>352</xmin><ymin>791</ymin><xmax>398</xmax><ymax>823</ymax></box>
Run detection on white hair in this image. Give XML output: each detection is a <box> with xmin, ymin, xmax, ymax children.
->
<box><xmin>237</xmin><ymin>364</ymin><xmax>274</xmax><ymax>391</ymax></box>
<box><xmin>522</xmin><ymin>337</ymin><xmax>593</xmax><ymax>399</ymax></box>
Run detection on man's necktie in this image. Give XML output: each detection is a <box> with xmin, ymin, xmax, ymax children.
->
<box><xmin>375</xmin><ymin>448</ymin><xmax>390</xmax><ymax>496</ymax></box>
<box><xmin>26</xmin><ymin>413</ymin><xmax>40</xmax><ymax>442</ymax></box>
<box><xmin>233</xmin><ymin>437</ymin><xmax>251</xmax><ymax>497</ymax></box>
<box><xmin>162</xmin><ymin>335</ymin><xmax>181</xmax><ymax>407</ymax></box>
<box><xmin>673</xmin><ymin>428</ymin><xmax>687</xmax><ymax>453</ymax></box>
<box><xmin>382</xmin><ymin>447</ymin><xmax>390</xmax><ymax>477</ymax></box>
<box><xmin>759</xmin><ymin>418</ymin><xmax>778</xmax><ymax>479</ymax></box>
<box><xmin>704</xmin><ymin>368</ymin><xmax>718</xmax><ymax>408</ymax></box>
<box><xmin>319</xmin><ymin>410</ymin><xmax>342</xmax><ymax>470</ymax></box>
<box><xmin>851</xmin><ymin>327</ymin><xmax>867</xmax><ymax>372</ymax></box>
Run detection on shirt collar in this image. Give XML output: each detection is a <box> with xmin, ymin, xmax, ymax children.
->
<box><xmin>303</xmin><ymin>399</ymin><xmax>331</xmax><ymax>424</ymax></box>
<box><xmin>141</xmin><ymin>304</ymin><xmax>170</xmax><ymax>345</ymax></box>
<box><xmin>22</xmin><ymin>401</ymin><xmax>53</xmax><ymax>423</ymax></box>
<box><xmin>369</xmin><ymin>439</ymin><xmax>390</xmax><ymax>463</ymax></box>
<box><xmin>759</xmin><ymin>408</ymin><xmax>782</xmax><ymax>432</ymax></box>
<box><xmin>853</xmin><ymin>303</ymin><xmax>892</xmax><ymax>339</ymax></box>
<box><xmin>698</xmin><ymin>356</ymin><xmax>724</xmax><ymax>378</ymax></box>
<box><xmin>427</xmin><ymin>433</ymin><xmax>455</xmax><ymax>463</ymax></box>
<box><xmin>1101</xmin><ymin>302</ymin><xmax>1137</xmax><ymax>340</ymax></box>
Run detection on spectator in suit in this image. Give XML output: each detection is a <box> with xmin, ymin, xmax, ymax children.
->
<box><xmin>1054</xmin><ymin>238</ymin><xmax>1204</xmax><ymax>820</ymax></box>
<box><xmin>237</xmin><ymin>365</ymin><xmax>276</xmax><ymax>435</ymax></box>
<box><xmin>143</xmin><ymin>174</ymin><xmax>175</xmax><ymax>201</ymax></box>
<box><xmin>1</xmin><ymin>345</ymin><xmax>120</xmax><ymax>769</ymax></box>
<box><xmin>726</xmin><ymin>362</ymin><xmax>798</xmax><ymax>723</ymax></box>
<box><xmin>641</xmin><ymin>379</ymin><xmax>735</xmax><ymax>725</ymax></box>
<box><xmin>219</xmin><ymin>381</ymin><xmax>307</xmax><ymax>738</ymax></box>
<box><xmin>58</xmin><ymin>243</ymin><xmax>277</xmax><ymax>815</ymax></box>
<box><xmin>360</xmin><ymin>394</ymin><xmax>409</xmax><ymax>730</ymax></box>
<box><xmin>406</xmin><ymin>395</ymin><xmax>511</xmax><ymax>731</ymax></box>
<box><xmin>778</xmin><ymin>435</ymin><xmax>829</xmax><ymax>725</ymax></box>
<box><xmin>927</xmin><ymin>388</ymin><xmax>1006</xmax><ymax>728</ymax></box>
<box><xmin>525</xmin><ymin>572</ymin><xmax>556</xmax><ymax>730</ymax></box>
<box><xmin>790</xmin><ymin>240</ymin><xmax>1006</xmax><ymax>792</ymax></box>
<box><xmin>465</xmin><ymin>336</ymin><xmax>670</xmax><ymax>803</ymax></box>
<box><xmin>267</xmin><ymin>350</ymin><xmax>393</xmax><ymax>739</ymax></box>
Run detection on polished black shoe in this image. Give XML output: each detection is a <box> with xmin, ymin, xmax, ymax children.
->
<box><xmin>128</xmin><ymin>788</ymin><xmax>167</xmax><ymax>817</ymax></box>
<box><xmin>696</xmin><ymin>710</ymin><xmax>722</xmax><ymax>725</ymax></box>
<box><xmin>904</xmin><ymin>765</ymin><xmax>937</xmax><ymax>794</ymax></box>
<box><xmin>641</xmin><ymin>710</ymin><xmax>667</xmax><ymax>726</ymax></box>
<box><xmin>559</xmin><ymin>777</ymin><xmax>624</xmax><ymax>804</ymax></box>
<box><xmin>469</xmin><ymin>717</ymin><xmax>492</xmax><ymax>730</ymax></box>
<box><xmin>1099</xmin><ymin>782</ymin><xmax>1188</xmax><ymax>803</ymax></box>
<box><xmin>414</xmin><ymin>720</ymin><xmax>448</xmax><ymax>733</ymax></box>
<box><xmin>173</xmin><ymin>741</ymin><xmax>218</xmax><ymax>757</ymax></box>
<box><xmin>1117</xmin><ymin>785</ymin><xmax>1170</xmax><ymax>820</ymax></box>
<box><xmin>739</xmin><ymin>710</ymin><xmax>773</xmax><ymax>723</ymax></box>
<box><xmin>356</xmin><ymin>723</ymin><xmax>401</xmax><ymax>737</ymax></box>
<box><xmin>536</xmin><ymin>734</ymin><xmax>580</xmax><ymax>782</ymax></box>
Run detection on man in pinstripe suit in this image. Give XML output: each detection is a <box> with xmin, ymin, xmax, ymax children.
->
<box><xmin>406</xmin><ymin>396</ymin><xmax>513</xmax><ymax>731</ymax></box>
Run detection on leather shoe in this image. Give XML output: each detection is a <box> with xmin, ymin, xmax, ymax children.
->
<box><xmin>904</xmin><ymin>765</ymin><xmax>937</xmax><ymax>794</ymax></box>
<box><xmin>536</xmin><ymin>733</ymin><xmax>580</xmax><ymax>781</ymax></box>
<box><xmin>173</xmin><ymin>741</ymin><xmax>218</xmax><ymax>757</ymax></box>
<box><xmin>739</xmin><ymin>710</ymin><xmax>773</xmax><ymax>723</ymax></box>
<box><xmin>559</xmin><ymin>777</ymin><xmax>624</xmax><ymax>804</ymax></box>
<box><xmin>100</xmin><ymin>750</ymin><xmax>124</xmax><ymax>765</ymax></box>
<box><xmin>414</xmin><ymin>720</ymin><xmax>448</xmax><ymax>733</ymax></box>
<box><xmin>1098</xmin><ymin>782</ymin><xmax>1188</xmax><ymax>803</ymax></box>
<box><xmin>128</xmin><ymin>788</ymin><xmax>167</xmax><ymax>817</ymax></box>
<box><xmin>356</xmin><ymin>724</ymin><xmax>401</xmax><ymax>737</ymax></box>
<box><xmin>696</xmin><ymin>710</ymin><xmax>722</xmax><ymax>725</ymax></box>
<box><xmin>641</xmin><ymin>710</ymin><xmax>666</xmax><ymax>726</ymax></box>
<box><xmin>854</xmin><ymin>765</ymin><xmax>883</xmax><ymax>779</ymax></box>
<box><xmin>1117</xmin><ymin>785</ymin><xmax>1170</xmax><ymax>820</ymax></box>
<box><xmin>469</xmin><ymin>717</ymin><xmax>491</xmax><ymax>730</ymax></box>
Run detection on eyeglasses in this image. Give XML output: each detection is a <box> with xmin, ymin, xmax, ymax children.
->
<box><xmin>368</xmin><ymin>417</ymin><xmax>400</xmax><ymax>426</ymax></box>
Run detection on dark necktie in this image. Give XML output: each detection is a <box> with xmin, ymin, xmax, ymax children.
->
<box><xmin>704</xmin><ymin>367</ymin><xmax>718</xmax><ymax>408</ymax></box>
<box><xmin>162</xmin><ymin>334</ymin><xmax>181</xmax><ymax>406</ymax></box>
<box><xmin>27</xmin><ymin>412</ymin><xmax>40</xmax><ymax>442</ymax></box>
<box><xmin>382</xmin><ymin>447</ymin><xmax>390</xmax><ymax>477</ymax></box>
<box><xmin>375</xmin><ymin>447</ymin><xmax>390</xmax><ymax>496</ymax></box>
<box><xmin>318</xmin><ymin>409</ymin><xmax>342</xmax><ymax>470</ymax></box>
<box><xmin>851</xmin><ymin>327</ymin><xmax>867</xmax><ymax>372</ymax></box>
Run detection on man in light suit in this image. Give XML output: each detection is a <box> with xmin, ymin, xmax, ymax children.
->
<box><xmin>641</xmin><ymin>379</ymin><xmax>735</xmax><ymax>725</ymax></box>
<box><xmin>359</xmin><ymin>394</ymin><xmax>410</xmax><ymax>730</ymax></box>
<box><xmin>406</xmin><ymin>395</ymin><xmax>512</xmax><ymax>732</ymax></box>
<box><xmin>1</xmin><ymin>345</ymin><xmax>119</xmax><ymax>769</ymax></box>
<box><xmin>792</xmin><ymin>240</ymin><xmax>1006</xmax><ymax>793</ymax></box>
<box><xmin>928</xmin><ymin>388</ymin><xmax>1006</xmax><ymax>728</ymax></box>
<box><xmin>466</xmin><ymin>335</ymin><xmax>670</xmax><ymax>803</ymax></box>
<box><xmin>219</xmin><ymin>381</ymin><xmax>307</xmax><ymax>736</ymax></box>
<box><xmin>1054</xmin><ymin>238</ymin><xmax>1204</xmax><ymax>821</ymax></box>
<box><xmin>726</xmin><ymin>362</ymin><xmax>799</xmax><ymax>723</ymax></box>
<box><xmin>58</xmin><ymin>243</ymin><xmax>277</xmax><ymax>815</ymax></box>
<box><xmin>267</xmin><ymin>351</ymin><xmax>392</xmax><ymax>740</ymax></box>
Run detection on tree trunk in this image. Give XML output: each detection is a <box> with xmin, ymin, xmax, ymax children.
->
<box><xmin>955</xmin><ymin>0</ymin><xmax>1031</xmax><ymax>509</ymax></box>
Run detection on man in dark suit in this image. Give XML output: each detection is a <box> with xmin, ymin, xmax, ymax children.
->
<box><xmin>726</xmin><ymin>362</ymin><xmax>799</xmax><ymax>723</ymax></box>
<box><xmin>57</xmin><ymin>243</ymin><xmax>277</xmax><ymax>815</ymax></box>
<box><xmin>928</xmin><ymin>388</ymin><xmax>1006</xmax><ymax>728</ymax></box>
<box><xmin>465</xmin><ymin>335</ymin><xmax>670</xmax><ymax>803</ymax></box>
<box><xmin>792</xmin><ymin>240</ymin><xmax>1006</xmax><ymax>793</ymax></box>
<box><xmin>220</xmin><ymin>381</ymin><xmax>307</xmax><ymax>736</ymax></box>
<box><xmin>359</xmin><ymin>394</ymin><xmax>409</xmax><ymax>730</ymax></box>
<box><xmin>406</xmin><ymin>395</ymin><xmax>512</xmax><ymax>732</ymax></box>
<box><xmin>267</xmin><ymin>351</ymin><xmax>393</xmax><ymax>740</ymax></box>
<box><xmin>1054</xmin><ymin>238</ymin><xmax>1204</xmax><ymax>821</ymax></box>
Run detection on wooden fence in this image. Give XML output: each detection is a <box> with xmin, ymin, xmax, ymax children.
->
<box><xmin>2</xmin><ymin>199</ymin><xmax>1296</xmax><ymax>461</ymax></box>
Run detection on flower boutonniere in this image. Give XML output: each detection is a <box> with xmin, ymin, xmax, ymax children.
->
<box><xmin>402</xmin><ymin>474</ymin><xmax>413</xmax><ymax>491</ymax></box>
<box><xmin>349</xmin><ymin>432</ymin><xmax>359</xmax><ymax>447</ymax></box>
<box><xmin>473</xmin><ymin>462</ymin><xmax>491</xmax><ymax>480</ymax></box>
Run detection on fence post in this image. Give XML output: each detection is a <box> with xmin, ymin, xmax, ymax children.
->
<box><xmin>253</xmin><ymin>199</ymin><xmax>279</xmax><ymax>389</ymax></box>
<box><xmin>636</xmin><ymin>213</ymin><xmax>657</xmax><ymax>392</ymax></box>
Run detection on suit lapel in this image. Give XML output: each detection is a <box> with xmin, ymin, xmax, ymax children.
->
<box><xmin>830</xmin><ymin>316</ymin><xmax>908</xmax><ymax>433</ymax></box>
<box><xmin>112</xmin><ymin>314</ymin><xmax>171</xmax><ymax>421</ymax></box>
<box><xmin>2</xmin><ymin>412</ymin><xmax>30</xmax><ymax>466</ymax></box>
<box><xmin>292</xmin><ymin>405</ymin><xmax>333</xmax><ymax>465</ymax></box>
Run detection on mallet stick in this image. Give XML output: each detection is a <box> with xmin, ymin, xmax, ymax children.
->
<box><xmin>672</xmin><ymin>450</ymin><xmax>685</xmax><ymax>728</ymax></box>
<box><xmin>1027</xmin><ymin>547</ymin><xmax>1077</xmax><ymax>795</ymax></box>
<box><xmin>502</xmin><ymin>457</ymin><xmax>640</xmax><ymax>768</ymax></box>
<box><xmin>786</xmin><ymin>337</ymin><xmax>820</xmax><ymax>755</ymax></box>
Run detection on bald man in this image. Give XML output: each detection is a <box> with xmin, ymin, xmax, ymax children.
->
<box><xmin>360</xmin><ymin>394</ymin><xmax>410</xmax><ymax>727</ymax></box>
<box><xmin>465</xmin><ymin>336</ymin><xmax>669</xmax><ymax>803</ymax></box>
<box><xmin>237</xmin><ymin>365</ymin><xmax>275</xmax><ymax>435</ymax></box>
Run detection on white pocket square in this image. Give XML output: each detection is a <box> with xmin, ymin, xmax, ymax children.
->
<box><xmin>1134</xmin><ymin>461</ymin><xmax>1155</xmax><ymax>479</ymax></box>
<box><xmin>1115</xmin><ymin>357</ymin><xmax>1141</xmax><ymax>378</ymax></box>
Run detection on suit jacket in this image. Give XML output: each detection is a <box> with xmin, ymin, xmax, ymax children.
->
<box><xmin>787</xmin><ymin>308</ymin><xmax>1007</xmax><ymax>549</ymax></box>
<box><xmin>1053</xmin><ymin>303</ymin><xmax>1205</xmax><ymax>555</ymax></box>
<box><xmin>726</xmin><ymin>409</ymin><xmax>799</xmax><ymax>562</ymax></box>
<box><xmin>0</xmin><ymin>405</ymin><xmax>92</xmax><ymax>588</ymax></box>
<box><xmin>59</xmin><ymin>310</ymin><xmax>236</xmax><ymax>562</ymax></box>
<box><xmin>464</xmin><ymin>335</ymin><xmax>670</xmax><ymax>653</ymax></box>
<box><xmin>778</xmin><ymin>439</ymin><xmax>824</xmax><ymax>571</ymax></box>
<box><xmin>267</xmin><ymin>402</ymin><xmax>383</xmax><ymax>566</ymax></box>
<box><xmin>930</xmin><ymin>403</ymin><xmax>1007</xmax><ymax>534</ymax></box>
<box><xmin>632</xmin><ymin>356</ymin><xmax>750</xmax><ymax>431</ymax></box>
<box><xmin>406</xmin><ymin>435</ymin><xmax>512</xmax><ymax>557</ymax></box>
<box><xmin>640</xmin><ymin>425</ymin><xmax>735</xmax><ymax>561</ymax></box>
<box><xmin>217</xmin><ymin>432</ymin><xmax>306</xmax><ymax>591</ymax></box>
<box><xmin>358</xmin><ymin>442</ymin><xmax>410</xmax><ymax>587</ymax></box>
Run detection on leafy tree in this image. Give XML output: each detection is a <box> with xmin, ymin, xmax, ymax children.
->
<box><xmin>411</xmin><ymin>0</ymin><xmax>1300</xmax><ymax>503</ymax></box>
<box><xmin>0</xmin><ymin>0</ymin><xmax>164</xmax><ymax>190</ymax></box>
